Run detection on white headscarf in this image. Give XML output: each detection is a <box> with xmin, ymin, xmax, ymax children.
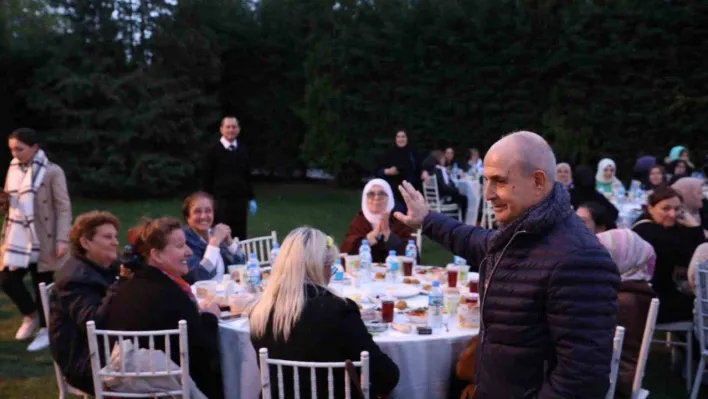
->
<box><xmin>361</xmin><ymin>179</ymin><xmax>395</xmax><ymax>227</ymax></box>
<box><xmin>596</xmin><ymin>158</ymin><xmax>618</xmax><ymax>184</ymax></box>
<box><xmin>596</xmin><ymin>229</ymin><xmax>656</xmax><ymax>282</ymax></box>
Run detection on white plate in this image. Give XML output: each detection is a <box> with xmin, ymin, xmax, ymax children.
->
<box><xmin>365</xmin><ymin>283</ymin><xmax>421</xmax><ymax>299</ymax></box>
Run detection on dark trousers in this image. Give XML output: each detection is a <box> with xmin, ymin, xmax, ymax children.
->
<box><xmin>446</xmin><ymin>193</ymin><xmax>468</xmax><ymax>222</ymax></box>
<box><xmin>215</xmin><ymin>197</ymin><xmax>248</xmax><ymax>240</ymax></box>
<box><xmin>0</xmin><ymin>263</ymin><xmax>53</xmax><ymax>327</ymax></box>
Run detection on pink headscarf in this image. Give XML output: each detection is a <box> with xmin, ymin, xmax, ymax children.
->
<box><xmin>597</xmin><ymin>229</ymin><xmax>656</xmax><ymax>282</ymax></box>
<box><xmin>672</xmin><ymin>177</ymin><xmax>704</xmax><ymax>213</ymax></box>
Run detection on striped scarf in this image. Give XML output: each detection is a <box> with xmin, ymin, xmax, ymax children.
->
<box><xmin>2</xmin><ymin>150</ymin><xmax>48</xmax><ymax>270</ymax></box>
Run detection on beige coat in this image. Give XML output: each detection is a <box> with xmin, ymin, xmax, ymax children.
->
<box><xmin>1</xmin><ymin>162</ymin><xmax>72</xmax><ymax>272</ymax></box>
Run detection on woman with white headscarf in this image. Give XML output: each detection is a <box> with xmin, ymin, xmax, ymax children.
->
<box><xmin>341</xmin><ymin>179</ymin><xmax>414</xmax><ymax>263</ymax></box>
<box><xmin>596</xmin><ymin>229</ymin><xmax>657</xmax><ymax>398</ymax></box>
<box><xmin>595</xmin><ymin>158</ymin><xmax>625</xmax><ymax>195</ymax></box>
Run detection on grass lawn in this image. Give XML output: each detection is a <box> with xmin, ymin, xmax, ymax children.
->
<box><xmin>0</xmin><ymin>182</ymin><xmax>702</xmax><ymax>398</ymax></box>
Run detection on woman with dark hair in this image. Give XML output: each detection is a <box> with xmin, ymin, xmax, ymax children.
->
<box><xmin>576</xmin><ymin>202</ymin><xmax>613</xmax><ymax>233</ymax></box>
<box><xmin>0</xmin><ymin>127</ymin><xmax>72</xmax><ymax>351</ymax></box>
<box><xmin>668</xmin><ymin>160</ymin><xmax>690</xmax><ymax>185</ymax></box>
<box><xmin>376</xmin><ymin>130</ymin><xmax>423</xmax><ymax>213</ymax></box>
<box><xmin>181</xmin><ymin>191</ymin><xmax>246</xmax><ymax>284</ymax></box>
<box><xmin>569</xmin><ymin>165</ymin><xmax>619</xmax><ymax>225</ymax></box>
<box><xmin>104</xmin><ymin>217</ymin><xmax>224</xmax><ymax>399</ymax></box>
<box><xmin>646</xmin><ymin>165</ymin><xmax>667</xmax><ymax>191</ymax></box>
<box><xmin>632</xmin><ymin>186</ymin><xmax>706</xmax><ymax>323</ymax></box>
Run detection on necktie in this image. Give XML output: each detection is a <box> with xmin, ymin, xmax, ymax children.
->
<box><xmin>228</xmin><ymin>144</ymin><xmax>236</xmax><ymax>152</ymax></box>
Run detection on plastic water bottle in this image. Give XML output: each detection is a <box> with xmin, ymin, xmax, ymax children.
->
<box><xmin>405</xmin><ymin>240</ymin><xmax>417</xmax><ymax>266</ymax></box>
<box><xmin>246</xmin><ymin>253</ymin><xmax>261</xmax><ymax>293</ymax></box>
<box><xmin>269</xmin><ymin>242</ymin><xmax>280</xmax><ymax>263</ymax></box>
<box><xmin>428</xmin><ymin>281</ymin><xmax>444</xmax><ymax>329</ymax></box>
<box><xmin>359</xmin><ymin>240</ymin><xmax>372</xmax><ymax>282</ymax></box>
<box><xmin>454</xmin><ymin>256</ymin><xmax>465</xmax><ymax>265</ymax></box>
<box><xmin>332</xmin><ymin>258</ymin><xmax>344</xmax><ymax>281</ymax></box>
<box><xmin>385</xmin><ymin>250</ymin><xmax>400</xmax><ymax>282</ymax></box>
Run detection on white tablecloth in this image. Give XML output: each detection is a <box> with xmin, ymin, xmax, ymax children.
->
<box><xmin>218</xmin><ymin>284</ymin><xmax>478</xmax><ymax>399</ymax></box>
<box><xmin>456</xmin><ymin>177</ymin><xmax>481</xmax><ymax>225</ymax></box>
<box><xmin>612</xmin><ymin>199</ymin><xmax>644</xmax><ymax>226</ymax></box>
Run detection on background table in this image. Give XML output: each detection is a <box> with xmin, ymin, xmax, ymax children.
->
<box><xmin>456</xmin><ymin>177</ymin><xmax>482</xmax><ymax>225</ymax></box>
<box><xmin>218</xmin><ymin>284</ymin><xmax>478</xmax><ymax>399</ymax></box>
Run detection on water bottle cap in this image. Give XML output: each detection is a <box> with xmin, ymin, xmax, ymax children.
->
<box><xmin>389</xmin><ymin>250</ymin><xmax>396</xmax><ymax>255</ymax></box>
<box><xmin>432</xmin><ymin>281</ymin><xmax>440</xmax><ymax>287</ymax></box>
<box><xmin>408</xmin><ymin>240</ymin><xmax>415</xmax><ymax>245</ymax></box>
<box><xmin>249</xmin><ymin>253</ymin><xmax>257</xmax><ymax>259</ymax></box>
<box><xmin>273</xmin><ymin>242</ymin><xmax>279</xmax><ymax>249</ymax></box>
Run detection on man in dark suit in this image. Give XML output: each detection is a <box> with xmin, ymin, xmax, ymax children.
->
<box><xmin>201</xmin><ymin>116</ymin><xmax>256</xmax><ymax>240</ymax></box>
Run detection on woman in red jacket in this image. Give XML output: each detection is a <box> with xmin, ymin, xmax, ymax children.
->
<box><xmin>341</xmin><ymin>179</ymin><xmax>414</xmax><ymax>263</ymax></box>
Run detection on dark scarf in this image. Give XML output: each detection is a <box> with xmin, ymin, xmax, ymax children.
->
<box><xmin>386</xmin><ymin>145</ymin><xmax>416</xmax><ymax>176</ymax></box>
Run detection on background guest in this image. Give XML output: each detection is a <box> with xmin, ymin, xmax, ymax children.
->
<box><xmin>340</xmin><ymin>179</ymin><xmax>414</xmax><ymax>263</ymax></box>
<box><xmin>556</xmin><ymin>162</ymin><xmax>573</xmax><ymax>188</ymax></box>
<box><xmin>570</xmin><ymin>165</ymin><xmax>619</xmax><ymax>224</ymax></box>
<box><xmin>181</xmin><ymin>191</ymin><xmax>246</xmax><ymax>284</ymax></box>
<box><xmin>672</xmin><ymin>177</ymin><xmax>708</xmax><ymax>235</ymax></box>
<box><xmin>50</xmin><ymin>211</ymin><xmax>122</xmax><ymax>394</ymax></box>
<box><xmin>0</xmin><ymin>127</ymin><xmax>71</xmax><ymax>352</ymax></box>
<box><xmin>596</xmin><ymin>158</ymin><xmax>625</xmax><ymax>195</ymax></box>
<box><xmin>632</xmin><ymin>187</ymin><xmax>705</xmax><ymax>323</ymax></box>
<box><xmin>576</xmin><ymin>201</ymin><xmax>615</xmax><ymax>233</ymax></box>
<box><xmin>250</xmin><ymin>227</ymin><xmax>400</xmax><ymax>398</ymax></box>
<box><xmin>646</xmin><ymin>165</ymin><xmax>667</xmax><ymax>191</ymax></box>
<box><xmin>431</xmin><ymin>150</ymin><xmax>468</xmax><ymax>221</ymax></box>
<box><xmin>596</xmin><ymin>229</ymin><xmax>656</xmax><ymax>398</ymax></box>
<box><xmin>201</xmin><ymin>116</ymin><xmax>257</xmax><ymax>241</ymax></box>
<box><xmin>376</xmin><ymin>130</ymin><xmax>422</xmax><ymax>213</ymax></box>
<box><xmin>466</xmin><ymin>148</ymin><xmax>483</xmax><ymax>176</ymax></box>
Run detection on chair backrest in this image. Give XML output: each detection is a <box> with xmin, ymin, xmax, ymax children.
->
<box><xmin>422</xmin><ymin>175</ymin><xmax>442</xmax><ymax>211</ymax></box>
<box><xmin>695</xmin><ymin>264</ymin><xmax>708</xmax><ymax>352</ymax></box>
<box><xmin>39</xmin><ymin>282</ymin><xmax>70</xmax><ymax>398</ymax></box>
<box><xmin>606</xmin><ymin>326</ymin><xmax>625</xmax><ymax>399</ymax></box>
<box><xmin>86</xmin><ymin>320</ymin><xmax>190</xmax><ymax>399</ymax></box>
<box><xmin>481</xmin><ymin>201</ymin><xmax>495</xmax><ymax>229</ymax></box>
<box><xmin>259</xmin><ymin>348</ymin><xmax>370</xmax><ymax>399</ymax></box>
<box><xmin>241</xmin><ymin>231</ymin><xmax>278</xmax><ymax>266</ymax></box>
<box><xmin>632</xmin><ymin>297</ymin><xmax>659</xmax><ymax>396</ymax></box>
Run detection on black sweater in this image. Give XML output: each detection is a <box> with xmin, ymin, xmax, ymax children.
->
<box><xmin>104</xmin><ymin>266</ymin><xmax>224</xmax><ymax>399</ymax></box>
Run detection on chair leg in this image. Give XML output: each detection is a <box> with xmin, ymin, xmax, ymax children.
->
<box><xmin>687</xmin><ymin>330</ymin><xmax>694</xmax><ymax>391</ymax></box>
<box><xmin>667</xmin><ymin>331</ymin><xmax>673</xmax><ymax>348</ymax></box>
<box><xmin>690</xmin><ymin>357</ymin><xmax>705</xmax><ymax>399</ymax></box>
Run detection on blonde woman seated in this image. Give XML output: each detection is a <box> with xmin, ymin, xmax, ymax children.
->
<box><xmin>250</xmin><ymin>227</ymin><xmax>400</xmax><ymax>398</ymax></box>
<box><xmin>341</xmin><ymin>179</ymin><xmax>414</xmax><ymax>263</ymax></box>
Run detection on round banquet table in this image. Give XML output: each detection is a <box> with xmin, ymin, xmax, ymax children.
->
<box><xmin>216</xmin><ymin>280</ymin><xmax>479</xmax><ymax>399</ymax></box>
<box><xmin>611</xmin><ymin>199</ymin><xmax>644</xmax><ymax>227</ymax></box>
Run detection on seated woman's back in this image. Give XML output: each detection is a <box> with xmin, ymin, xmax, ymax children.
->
<box><xmin>250</xmin><ymin>227</ymin><xmax>399</xmax><ymax>398</ymax></box>
<box><xmin>104</xmin><ymin>217</ymin><xmax>223</xmax><ymax>399</ymax></box>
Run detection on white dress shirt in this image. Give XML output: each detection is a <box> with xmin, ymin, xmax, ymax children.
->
<box><xmin>220</xmin><ymin>137</ymin><xmax>238</xmax><ymax>150</ymax></box>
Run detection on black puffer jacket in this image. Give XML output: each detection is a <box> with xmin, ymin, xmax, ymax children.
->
<box><xmin>423</xmin><ymin>183</ymin><xmax>620</xmax><ymax>398</ymax></box>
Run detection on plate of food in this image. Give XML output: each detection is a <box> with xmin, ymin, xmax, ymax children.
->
<box><xmin>414</xmin><ymin>266</ymin><xmax>446</xmax><ymax>282</ymax></box>
<box><xmin>407</xmin><ymin>307</ymin><xmax>428</xmax><ymax>324</ymax></box>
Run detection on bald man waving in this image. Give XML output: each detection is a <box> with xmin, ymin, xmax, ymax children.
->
<box><xmin>396</xmin><ymin>131</ymin><xmax>620</xmax><ymax>399</ymax></box>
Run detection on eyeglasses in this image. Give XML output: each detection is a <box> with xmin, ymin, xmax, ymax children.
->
<box><xmin>366</xmin><ymin>191</ymin><xmax>388</xmax><ymax>199</ymax></box>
